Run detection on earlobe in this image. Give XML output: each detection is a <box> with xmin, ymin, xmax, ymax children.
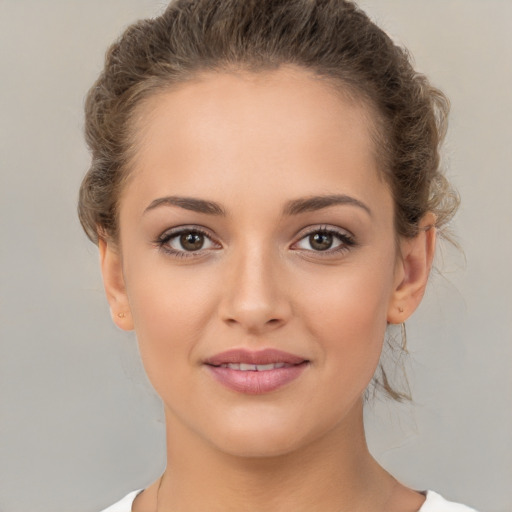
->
<box><xmin>98</xmin><ymin>239</ymin><xmax>134</xmax><ymax>331</ymax></box>
<box><xmin>387</xmin><ymin>214</ymin><xmax>437</xmax><ymax>325</ymax></box>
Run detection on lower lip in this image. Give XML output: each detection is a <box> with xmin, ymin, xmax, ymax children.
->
<box><xmin>206</xmin><ymin>363</ymin><xmax>308</xmax><ymax>395</ymax></box>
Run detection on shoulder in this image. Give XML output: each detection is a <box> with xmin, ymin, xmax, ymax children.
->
<box><xmin>420</xmin><ymin>490</ymin><xmax>479</xmax><ymax>512</ymax></box>
<box><xmin>98</xmin><ymin>489</ymin><xmax>143</xmax><ymax>512</ymax></box>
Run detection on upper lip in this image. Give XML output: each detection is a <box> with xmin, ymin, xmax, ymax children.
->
<box><xmin>204</xmin><ymin>348</ymin><xmax>307</xmax><ymax>366</ymax></box>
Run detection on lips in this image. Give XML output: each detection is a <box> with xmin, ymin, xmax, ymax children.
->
<box><xmin>205</xmin><ymin>348</ymin><xmax>306</xmax><ymax>366</ymax></box>
<box><xmin>204</xmin><ymin>349</ymin><xmax>309</xmax><ymax>394</ymax></box>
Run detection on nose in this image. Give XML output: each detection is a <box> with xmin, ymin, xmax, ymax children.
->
<box><xmin>218</xmin><ymin>245</ymin><xmax>292</xmax><ymax>334</ymax></box>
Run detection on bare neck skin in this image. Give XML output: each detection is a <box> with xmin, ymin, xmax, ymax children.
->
<box><xmin>133</xmin><ymin>399</ymin><xmax>424</xmax><ymax>512</ymax></box>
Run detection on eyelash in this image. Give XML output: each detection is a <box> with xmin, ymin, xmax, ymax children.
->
<box><xmin>291</xmin><ymin>225</ymin><xmax>356</xmax><ymax>257</ymax></box>
<box><xmin>155</xmin><ymin>226</ymin><xmax>220</xmax><ymax>259</ymax></box>
<box><xmin>154</xmin><ymin>225</ymin><xmax>356</xmax><ymax>259</ymax></box>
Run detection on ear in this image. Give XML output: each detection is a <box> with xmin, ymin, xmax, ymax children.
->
<box><xmin>387</xmin><ymin>213</ymin><xmax>437</xmax><ymax>324</ymax></box>
<box><xmin>98</xmin><ymin>238</ymin><xmax>134</xmax><ymax>331</ymax></box>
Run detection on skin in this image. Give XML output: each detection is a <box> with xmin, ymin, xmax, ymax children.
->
<box><xmin>100</xmin><ymin>66</ymin><xmax>436</xmax><ymax>512</ymax></box>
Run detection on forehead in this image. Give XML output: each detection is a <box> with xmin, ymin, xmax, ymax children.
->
<box><xmin>122</xmin><ymin>66</ymin><xmax>390</xmax><ymax>216</ymax></box>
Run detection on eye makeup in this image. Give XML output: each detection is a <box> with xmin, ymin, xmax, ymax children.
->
<box><xmin>152</xmin><ymin>222</ymin><xmax>357</xmax><ymax>261</ymax></box>
<box><xmin>154</xmin><ymin>225</ymin><xmax>221</xmax><ymax>259</ymax></box>
<box><xmin>291</xmin><ymin>224</ymin><xmax>357</xmax><ymax>258</ymax></box>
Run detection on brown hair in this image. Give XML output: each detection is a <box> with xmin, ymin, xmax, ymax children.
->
<box><xmin>78</xmin><ymin>0</ymin><xmax>459</xmax><ymax>400</ymax></box>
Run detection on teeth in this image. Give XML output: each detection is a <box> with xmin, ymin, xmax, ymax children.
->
<box><xmin>256</xmin><ymin>363</ymin><xmax>277</xmax><ymax>371</ymax></box>
<box><xmin>220</xmin><ymin>362</ymin><xmax>289</xmax><ymax>371</ymax></box>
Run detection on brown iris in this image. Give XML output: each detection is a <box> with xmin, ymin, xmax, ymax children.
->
<box><xmin>180</xmin><ymin>232</ymin><xmax>205</xmax><ymax>251</ymax></box>
<box><xmin>309</xmin><ymin>232</ymin><xmax>333</xmax><ymax>251</ymax></box>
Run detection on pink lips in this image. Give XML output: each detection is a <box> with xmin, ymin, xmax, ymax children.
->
<box><xmin>204</xmin><ymin>349</ymin><xmax>309</xmax><ymax>395</ymax></box>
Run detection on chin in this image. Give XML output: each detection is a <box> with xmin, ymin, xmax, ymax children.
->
<box><xmin>210</xmin><ymin>425</ymin><xmax>309</xmax><ymax>459</ymax></box>
<box><xmin>197</xmin><ymin>404</ymin><xmax>340</xmax><ymax>460</ymax></box>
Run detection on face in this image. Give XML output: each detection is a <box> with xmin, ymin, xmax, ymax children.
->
<box><xmin>101</xmin><ymin>66</ymin><xmax>433</xmax><ymax>458</ymax></box>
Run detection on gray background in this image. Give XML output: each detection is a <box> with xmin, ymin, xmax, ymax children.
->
<box><xmin>0</xmin><ymin>1</ymin><xmax>510</xmax><ymax>511</ymax></box>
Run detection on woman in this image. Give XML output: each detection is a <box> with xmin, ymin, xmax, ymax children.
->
<box><xmin>78</xmin><ymin>0</ymin><xmax>476</xmax><ymax>510</ymax></box>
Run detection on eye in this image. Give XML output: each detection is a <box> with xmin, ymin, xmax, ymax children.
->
<box><xmin>305</xmin><ymin>232</ymin><xmax>336</xmax><ymax>251</ymax></box>
<box><xmin>172</xmin><ymin>231</ymin><xmax>209</xmax><ymax>251</ymax></box>
<box><xmin>292</xmin><ymin>227</ymin><xmax>355</xmax><ymax>254</ymax></box>
<box><xmin>156</xmin><ymin>227</ymin><xmax>220</xmax><ymax>256</ymax></box>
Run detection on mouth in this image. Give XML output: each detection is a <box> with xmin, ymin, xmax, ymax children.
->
<box><xmin>215</xmin><ymin>362</ymin><xmax>293</xmax><ymax>371</ymax></box>
<box><xmin>204</xmin><ymin>348</ymin><xmax>307</xmax><ymax>367</ymax></box>
<box><xmin>204</xmin><ymin>349</ymin><xmax>309</xmax><ymax>394</ymax></box>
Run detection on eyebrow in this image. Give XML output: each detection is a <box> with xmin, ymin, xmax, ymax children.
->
<box><xmin>283</xmin><ymin>194</ymin><xmax>372</xmax><ymax>217</ymax></box>
<box><xmin>144</xmin><ymin>196</ymin><xmax>226</xmax><ymax>216</ymax></box>
<box><xmin>143</xmin><ymin>193</ymin><xmax>371</xmax><ymax>218</ymax></box>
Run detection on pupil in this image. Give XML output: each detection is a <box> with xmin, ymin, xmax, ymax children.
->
<box><xmin>310</xmin><ymin>232</ymin><xmax>332</xmax><ymax>251</ymax></box>
<box><xmin>180</xmin><ymin>232</ymin><xmax>204</xmax><ymax>251</ymax></box>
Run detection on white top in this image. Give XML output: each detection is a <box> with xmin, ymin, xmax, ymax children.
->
<box><xmin>99</xmin><ymin>489</ymin><xmax>478</xmax><ymax>512</ymax></box>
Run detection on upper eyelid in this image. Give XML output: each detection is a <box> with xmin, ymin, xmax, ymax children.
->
<box><xmin>293</xmin><ymin>224</ymin><xmax>354</xmax><ymax>240</ymax></box>
<box><xmin>158</xmin><ymin>225</ymin><xmax>217</xmax><ymax>240</ymax></box>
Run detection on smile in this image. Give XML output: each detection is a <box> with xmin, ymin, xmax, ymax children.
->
<box><xmin>204</xmin><ymin>349</ymin><xmax>309</xmax><ymax>394</ymax></box>
<box><xmin>218</xmin><ymin>362</ymin><xmax>290</xmax><ymax>371</ymax></box>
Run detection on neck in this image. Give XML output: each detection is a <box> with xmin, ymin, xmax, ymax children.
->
<box><xmin>154</xmin><ymin>399</ymin><xmax>398</xmax><ymax>512</ymax></box>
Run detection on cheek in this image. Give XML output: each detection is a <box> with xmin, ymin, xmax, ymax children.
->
<box><xmin>123</xmin><ymin>259</ymin><xmax>220</xmax><ymax>389</ymax></box>
<box><xmin>299</xmin><ymin>260</ymin><xmax>394</xmax><ymax>381</ymax></box>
